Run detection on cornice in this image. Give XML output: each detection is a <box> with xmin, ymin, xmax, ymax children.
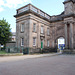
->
<box><xmin>63</xmin><ymin>0</ymin><xmax>71</xmax><ymax>4</ymax></box>
<box><xmin>14</xmin><ymin>10</ymin><xmax>50</xmax><ymax>22</ymax></box>
<box><xmin>63</xmin><ymin>0</ymin><xmax>75</xmax><ymax>4</ymax></box>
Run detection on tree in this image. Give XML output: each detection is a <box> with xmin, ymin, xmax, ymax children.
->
<box><xmin>0</xmin><ymin>19</ymin><xmax>12</xmax><ymax>49</ymax></box>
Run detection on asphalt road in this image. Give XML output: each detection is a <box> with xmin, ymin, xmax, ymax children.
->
<box><xmin>0</xmin><ymin>55</ymin><xmax>75</xmax><ymax>75</ymax></box>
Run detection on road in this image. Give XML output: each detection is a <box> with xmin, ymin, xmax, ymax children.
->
<box><xmin>0</xmin><ymin>55</ymin><xmax>75</xmax><ymax>75</ymax></box>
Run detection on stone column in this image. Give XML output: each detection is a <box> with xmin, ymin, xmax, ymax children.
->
<box><xmin>70</xmin><ymin>22</ymin><xmax>73</xmax><ymax>49</ymax></box>
<box><xmin>65</xmin><ymin>23</ymin><xmax>68</xmax><ymax>48</ymax></box>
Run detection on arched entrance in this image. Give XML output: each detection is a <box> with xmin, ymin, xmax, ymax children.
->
<box><xmin>57</xmin><ymin>37</ymin><xmax>65</xmax><ymax>50</ymax></box>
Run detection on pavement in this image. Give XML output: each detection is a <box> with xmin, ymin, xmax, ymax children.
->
<box><xmin>0</xmin><ymin>54</ymin><xmax>75</xmax><ymax>75</ymax></box>
<box><xmin>0</xmin><ymin>53</ymin><xmax>61</xmax><ymax>63</ymax></box>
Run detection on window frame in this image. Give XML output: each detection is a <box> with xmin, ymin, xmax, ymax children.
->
<box><xmin>33</xmin><ymin>37</ymin><xmax>36</xmax><ymax>46</ymax></box>
<box><xmin>41</xmin><ymin>26</ymin><xmax>44</xmax><ymax>34</ymax></box>
<box><xmin>21</xmin><ymin>38</ymin><xmax>24</xmax><ymax>46</ymax></box>
<box><xmin>47</xmin><ymin>28</ymin><xmax>50</xmax><ymax>35</ymax></box>
<box><xmin>33</xmin><ymin>23</ymin><xmax>36</xmax><ymax>32</ymax></box>
<box><xmin>21</xmin><ymin>23</ymin><xmax>24</xmax><ymax>32</ymax></box>
<box><xmin>47</xmin><ymin>40</ymin><xmax>50</xmax><ymax>47</ymax></box>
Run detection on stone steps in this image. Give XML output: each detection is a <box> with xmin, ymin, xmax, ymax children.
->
<box><xmin>63</xmin><ymin>49</ymin><xmax>75</xmax><ymax>54</ymax></box>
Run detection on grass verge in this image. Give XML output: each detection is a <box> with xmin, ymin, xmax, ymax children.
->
<box><xmin>0</xmin><ymin>50</ymin><xmax>23</xmax><ymax>56</ymax></box>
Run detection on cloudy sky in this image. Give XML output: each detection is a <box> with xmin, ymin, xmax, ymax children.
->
<box><xmin>0</xmin><ymin>0</ymin><xmax>64</xmax><ymax>32</ymax></box>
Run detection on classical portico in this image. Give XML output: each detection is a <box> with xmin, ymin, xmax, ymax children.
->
<box><xmin>14</xmin><ymin>0</ymin><xmax>75</xmax><ymax>53</ymax></box>
<box><xmin>64</xmin><ymin>21</ymin><xmax>74</xmax><ymax>49</ymax></box>
<box><xmin>63</xmin><ymin>0</ymin><xmax>75</xmax><ymax>49</ymax></box>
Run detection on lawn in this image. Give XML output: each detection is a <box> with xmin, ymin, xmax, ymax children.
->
<box><xmin>0</xmin><ymin>50</ymin><xmax>7</xmax><ymax>54</ymax></box>
<box><xmin>0</xmin><ymin>50</ymin><xmax>23</xmax><ymax>56</ymax></box>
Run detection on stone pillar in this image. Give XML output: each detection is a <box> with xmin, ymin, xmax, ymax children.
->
<box><xmin>65</xmin><ymin>23</ymin><xmax>68</xmax><ymax>48</ymax></box>
<box><xmin>37</xmin><ymin>23</ymin><xmax>40</xmax><ymax>48</ymax></box>
<box><xmin>70</xmin><ymin>22</ymin><xmax>73</xmax><ymax>49</ymax></box>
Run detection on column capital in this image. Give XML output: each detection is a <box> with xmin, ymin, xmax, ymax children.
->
<box><xmin>68</xmin><ymin>21</ymin><xmax>75</xmax><ymax>24</ymax></box>
<box><xmin>64</xmin><ymin>21</ymin><xmax>75</xmax><ymax>24</ymax></box>
<box><xmin>64</xmin><ymin>22</ymin><xmax>68</xmax><ymax>24</ymax></box>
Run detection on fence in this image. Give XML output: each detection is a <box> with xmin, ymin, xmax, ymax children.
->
<box><xmin>5</xmin><ymin>47</ymin><xmax>29</xmax><ymax>54</ymax></box>
<box><xmin>1</xmin><ymin>47</ymin><xmax>57</xmax><ymax>54</ymax></box>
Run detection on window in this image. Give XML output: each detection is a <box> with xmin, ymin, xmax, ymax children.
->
<box><xmin>47</xmin><ymin>28</ymin><xmax>50</xmax><ymax>35</ymax></box>
<box><xmin>33</xmin><ymin>23</ymin><xmax>36</xmax><ymax>32</ymax></box>
<box><xmin>21</xmin><ymin>38</ymin><xmax>24</xmax><ymax>46</ymax></box>
<box><xmin>21</xmin><ymin>23</ymin><xmax>24</xmax><ymax>32</ymax></box>
<box><xmin>47</xmin><ymin>40</ymin><xmax>49</xmax><ymax>47</ymax></box>
<box><xmin>33</xmin><ymin>37</ymin><xmax>36</xmax><ymax>46</ymax></box>
<box><xmin>41</xmin><ymin>26</ymin><xmax>44</xmax><ymax>33</ymax></box>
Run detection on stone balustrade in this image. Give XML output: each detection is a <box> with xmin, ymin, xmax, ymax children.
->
<box><xmin>17</xmin><ymin>4</ymin><xmax>51</xmax><ymax>20</ymax></box>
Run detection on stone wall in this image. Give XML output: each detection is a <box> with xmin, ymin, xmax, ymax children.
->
<box><xmin>6</xmin><ymin>42</ymin><xmax>16</xmax><ymax>53</ymax></box>
<box><xmin>14</xmin><ymin>1</ymin><xmax>75</xmax><ymax>50</ymax></box>
<box><xmin>6</xmin><ymin>42</ymin><xmax>16</xmax><ymax>47</ymax></box>
<box><xmin>64</xmin><ymin>1</ymin><xmax>73</xmax><ymax>14</ymax></box>
<box><xmin>16</xmin><ymin>14</ymin><xmax>30</xmax><ymax>47</ymax></box>
<box><xmin>50</xmin><ymin>21</ymin><xmax>65</xmax><ymax>47</ymax></box>
<box><xmin>29</xmin><ymin>14</ymin><xmax>50</xmax><ymax>48</ymax></box>
<box><xmin>73</xmin><ymin>22</ymin><xmax>75</xmax><ymax>48</ymax></box>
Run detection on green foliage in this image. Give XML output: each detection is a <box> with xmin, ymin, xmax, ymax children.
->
<box><xmin>0</xmin><ymin>19</ymin><xmax>12</xmax><ymax>45</ymax></box>
<box><xmin>0</xmin><ymin>50</ymin><xmax>6</xmax><ymax>54</ymax></box>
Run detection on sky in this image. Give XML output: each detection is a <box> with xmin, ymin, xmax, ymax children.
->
<box><xmin>0</xmin><ymin>0</ymin><xmax>64</xmax><ymax>32</ymax></box>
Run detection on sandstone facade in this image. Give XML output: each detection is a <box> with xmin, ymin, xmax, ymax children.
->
<box><xmin>14</xmin><ymin>0</ymin><xmax>75</xmax><ymax>49</ymax></box>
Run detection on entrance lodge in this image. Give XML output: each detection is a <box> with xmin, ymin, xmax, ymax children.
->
<box><xmin>14</xmin><ymin>0</ymin><xmax>75</xmax><ymax>52</ymax></box>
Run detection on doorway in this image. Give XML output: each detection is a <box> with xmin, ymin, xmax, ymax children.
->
<box><xmin>41</xmin><ymin>40</ymin><xmax>43</xmax><ymax>49</ymax></box>
<box><xmin>57</xmin><ymin>37</ymin><xmax>65</xmax><ymax>50</ymax></box>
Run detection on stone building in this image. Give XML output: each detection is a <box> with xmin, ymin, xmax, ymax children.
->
<box><xmin>11</xmin><ymin>32</ymin><xmax>16</xmax><ymax>41</ymax></box>
<box><xmin>14</xmin><ymin>0</ymin><xmax>75</xmax><ymax>51</ymax></box>
<box><xmin>6</xmin><ymin>32</ymin><xmax>16</xmax><ymax>52</ymax></box>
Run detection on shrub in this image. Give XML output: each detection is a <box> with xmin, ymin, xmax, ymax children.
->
<box><xmin>41</xmin><ymin>47</ymin><xmax>57</xmax><ymax>53</ymax></box>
